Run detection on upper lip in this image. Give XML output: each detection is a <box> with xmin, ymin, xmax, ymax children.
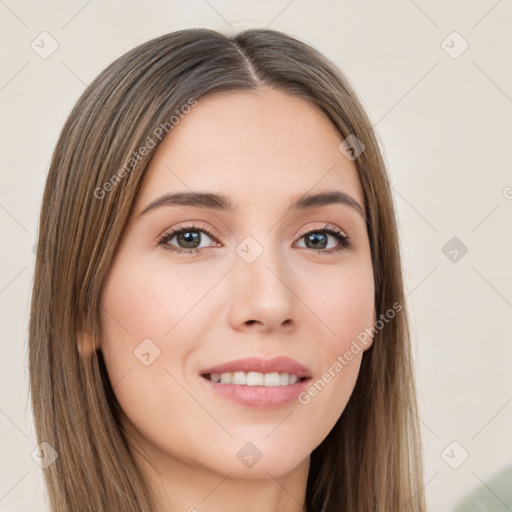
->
<box><xmin>200</xmin><ymin>356</ymin><xmax>312</xmax><ymax>379</ymax></box>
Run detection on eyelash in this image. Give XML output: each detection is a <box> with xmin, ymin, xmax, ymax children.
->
<box><xmin>156</xmin><ymin>223</ymin><xmax>353</xmax><ymax>255</ymax></box>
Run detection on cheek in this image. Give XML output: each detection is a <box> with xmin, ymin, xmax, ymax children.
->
<box><xmin>300</xmin><ymin>259</ymin><xmax>375</xmax><ymax>342</ymax></box>
<box><xmin>294</xmin><ymin>352</ymin><xmax>363</xmax><ymax>451</ymax></box>
<box><xmin>97</xmin><ymin>256</ymin><xmax>226</xmax><ymax>443</ymax></box>
<box><xmin>100</xmin><ymin>255</ymin><xmax>220</xmax><ymax>353</ymax></box>
<box><xmin>294</xmin><ymin>260</ymin><xmax>374</xmax><ymax>432</ymax></box>
<box><xmin>97</xmin><ymin>262</ymin><xmax>207</xmax><ymax>466</ymax></box>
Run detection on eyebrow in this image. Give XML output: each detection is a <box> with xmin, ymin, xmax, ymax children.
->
<box><xmin>138</xmin><ymin>190</ymin><xmax>366</xmax><ymax>220</ymax></box>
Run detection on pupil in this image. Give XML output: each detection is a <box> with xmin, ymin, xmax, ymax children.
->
<box><xmin>307</xmin><ymin>233</ymin><xmax>327</xmax><ymax>249</ymax></box>
<box><xmin>179</xmin><ymin>231</ymin><xmax>200</xmax><ymax>248</ymax></box>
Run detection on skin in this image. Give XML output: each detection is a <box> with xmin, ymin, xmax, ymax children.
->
<box><xmin>85</xmin><ymin>87</ymin><xmax>376</xmax><ymax>512</ymax></box>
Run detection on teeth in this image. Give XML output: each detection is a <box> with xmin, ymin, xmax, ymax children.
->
<box><xmin>208</xmin><ymin>371</ymin><xmax>300</xmax><ymax>386</ymax></box>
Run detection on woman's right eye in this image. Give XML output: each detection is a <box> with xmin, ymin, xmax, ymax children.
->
<box><xmin>157</xmin><ymin>225</ymin><xmax>218</xmax><ymax>254</ymax></box>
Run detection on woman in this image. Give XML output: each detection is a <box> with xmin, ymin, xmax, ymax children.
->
<box><xmin>29</xmin><ymin>27</ymin><xmax>426</xmax><ymax>512</ymax></box>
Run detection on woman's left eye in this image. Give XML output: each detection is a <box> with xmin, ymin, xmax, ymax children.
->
<box><xmin>295</xmin><ymin>225</ymin><xmax>352</xmax><ymax>253</ymax></box>
<box><xmin>157</xmin><ymin>224</ymin><xmax>352</xmax><ymax>255</ymax></box>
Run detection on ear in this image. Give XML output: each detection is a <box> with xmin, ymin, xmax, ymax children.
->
<box><xmin>362</xmin><ymin>308</ymin><xmax>377</xmax><ymax>352</ymax></box>
<box><xmin>77</xmin><ymin>325</ymin><xmax>99</xmax><ymax>357</ymax></box>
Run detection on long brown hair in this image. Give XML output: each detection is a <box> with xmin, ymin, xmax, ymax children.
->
<box><xmin>29</xmin><ymin>27</ymin><xmax>426</xmax><ymax>511</ymax></box>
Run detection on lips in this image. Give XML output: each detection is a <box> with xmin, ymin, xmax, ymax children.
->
<box><xmin>200</xmin><ymin>356</ymin><xmax>312</xmax><ymax>380</ymax></box>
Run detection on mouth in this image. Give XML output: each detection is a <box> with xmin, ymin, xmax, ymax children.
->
<box><xmin>199</xmin><ymin>355</ymin><xmax>312</xmax><ymax>385</ymax></box>
<box><xmin>199</xmin><ymin>371</ymin><xmax>312</xmax><ymax>409</ymax></box>
<box><xmin>198</xmin><ymin>356</ymin><xmax>312</xmax><ymax>408</ymax></box>
<box><xmin>201</xmin><ymin>371</ymin><xmax>310</xmax><ymax>387</ymax></box>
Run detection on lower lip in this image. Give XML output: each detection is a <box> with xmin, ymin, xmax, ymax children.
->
<box><xmin>200</xmin><ymin>375</ymin><xmax>311</xmax><ymax>409</ymax></box>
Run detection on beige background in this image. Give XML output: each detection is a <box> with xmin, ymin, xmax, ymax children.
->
<box><xmin>1</xmin><ymin>1</ymin><xmax>511</xmax><ymax>510</ymax></box>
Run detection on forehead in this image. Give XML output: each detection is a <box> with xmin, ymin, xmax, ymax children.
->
<box><xmin>134</xmin><ymin>87</ymin><xmax>364</xmax><ymax>215</ymax></box>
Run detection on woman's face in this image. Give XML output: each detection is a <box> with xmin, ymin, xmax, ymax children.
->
<box><xmin>97</xmin><ymin>87</ymin><xmax>375</xmax><ymax>479</ymax></box>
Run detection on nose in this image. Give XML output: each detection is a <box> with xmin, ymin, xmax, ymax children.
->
<box><xmin>227</xmin><ymin>241</ymin><xmax>298</xmax><ymax>333</ymax></box>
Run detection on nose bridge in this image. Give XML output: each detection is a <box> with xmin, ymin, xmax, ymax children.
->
<box><xmin>230</xmin><ymin>231</ymin><xmax>297</xmax><ymax>326</ymax></box>
<box><xmin>235</xmin><ymin>230</ymin><xmax>287</xmax><ymax>286</ymax></box>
